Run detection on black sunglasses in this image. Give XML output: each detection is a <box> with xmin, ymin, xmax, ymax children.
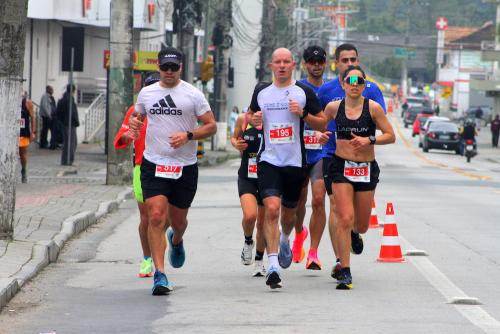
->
<box><xmin>344</xmin><ymin>76</ymin><xmax>365</xmax><ymax>86</ymax></box>
<box><xmin>160</xmin><ymin>63</ymin><xmax>180</xmax><ymax>72</ymax></box>
<box><xmin>307</xmin><ymin>58</ymin><xmax>326</xmax><ymax>65</ymax></box>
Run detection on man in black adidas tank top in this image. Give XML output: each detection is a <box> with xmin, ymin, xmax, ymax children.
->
<box><xmin>247</xmin><ymin>48</ymin><xmax>327</xmax><ymax>289</ymax></box>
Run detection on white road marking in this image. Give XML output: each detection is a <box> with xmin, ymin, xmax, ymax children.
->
<box><xmin>399</xmin><ymin>235</ymin><xmax>500</xmax><ymax>333</ymax></box>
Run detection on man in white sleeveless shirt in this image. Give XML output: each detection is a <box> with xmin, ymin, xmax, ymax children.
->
<box><xmin>130</xmin><ymin>47</ymin><xmax>217</xmax><ymax>295</ymax></box>
<box><xmin>248</xmin><ymin>48</ymin><xmax>327</xmax><ymax>289</ymax></box>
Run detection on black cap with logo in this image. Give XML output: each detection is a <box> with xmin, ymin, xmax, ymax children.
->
<box><xmin>303</xmin><ymin>46</ymin><xmax>327</xmax><ymax>62</ymax></box>
<box><xmin>158</xmin><ymin>47</ymin><xmax>183</xmax><ymax>66</ymax></box>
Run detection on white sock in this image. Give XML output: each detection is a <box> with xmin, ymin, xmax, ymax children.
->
<box><xmin>280</xmin><ymin>232</ymin><xmax>290</xmax><ymax>244</ymax></box>
<box><xmin>268</xmin><ymin>253</ymin><xmax>279</xmax><ymax>269</ymax></box>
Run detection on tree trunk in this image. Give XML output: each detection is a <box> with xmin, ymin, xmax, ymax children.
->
<box><xmin>106</xmin><ymin>0</ymin><xmax>134</xmax><ymax>186</ymax></box>
<box><xmin>0</xmin><ymin>0</ymin><xmax>29</xmax><ymax>240</ymax></box>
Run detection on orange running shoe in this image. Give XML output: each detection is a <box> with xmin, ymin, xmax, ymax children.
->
<box><xmin>291</xmin><ymin>226</ymin><xmax>308</xmax><ymax>263</ymax></box>
<box><xmin>306</xmin><ymin>248</ymin><xmax>322</xmax><ymax>270</ymax></box>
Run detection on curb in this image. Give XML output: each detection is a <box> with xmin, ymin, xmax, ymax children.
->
<box><xmin>0</xmin><ymin>187</ymin><xmax>133</xmax><ymax>310</ymax></box>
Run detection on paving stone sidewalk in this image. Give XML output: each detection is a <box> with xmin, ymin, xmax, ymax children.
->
<box><xmin>0</xmin><ymin>142</ymin><xmax>237</xmax><ymax>310</ymax></box>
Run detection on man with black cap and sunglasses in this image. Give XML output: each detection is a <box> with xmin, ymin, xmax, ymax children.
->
<box><xmin>291</xmin><ymin>46</ymin><xmax>328</xmax><ymax>271</ymax></box>
<box><xmin>129</xmin><ymin>46</ymin><xmax>217</xmax><ymax>295</ymax></box>
<box><xmin>316</xmin><ymin>43</ymin><xmax>386</xmax><ymax>282</ymax></box>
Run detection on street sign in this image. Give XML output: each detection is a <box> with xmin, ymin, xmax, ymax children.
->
<box><xmin>394</xmin><ymin>47</ymin><xmax>416</xmax><ymax>59</ymax></box>
<box><xmin>436</xmin><ymin>17</ymin><xmax>448</xmax><ymax>30</ymax></box>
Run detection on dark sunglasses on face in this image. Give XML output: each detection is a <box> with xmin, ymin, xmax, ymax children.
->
<box><xmin>344</xmin><ymin>76</ymin><xmax>365</xmax><ymax>86</ymax></box>
<box><xmin>307</xmin><ymin>59</ymin><xmax>326</xmax><ymax>65</ymax></box>
<box><xmin>160</xmin><ymin>63</ymin><xmax>180</xmax><ymax>72</ymax></box>
<box><xmin>340</xmin><ymin>57</ymin><xmax>358</xmax><ymax>64</ymax></box>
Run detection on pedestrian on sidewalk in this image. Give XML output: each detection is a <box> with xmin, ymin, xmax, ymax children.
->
<box><xmin>129</xmin><ymin>47</ymin><xmax>217</xmax><ymax>295</ymax></box>
<box><xmin>491</xmin><ymin>115</ymin><xmax>500</xmax><ymax>148</ymax></box>
<box><xmin>39</xmin><ymin>85</ymin><xmax>56</xmax><ymax>149</ymax></box>
<box><xmin>113</xmin><ymin>72</ymin><xmax>160</xmax><ymax>278</ymax></box>
<box><xmin>475</xmin><ymin>106</ymin><xmax>483</xmax><ymax>130</ymax></box>
<box><xmin>19</xmin><ymin>91</ymin><xmax>36</xmax><ymax>183</ymax></box>
<box><xmin>57</xmin><ymin>84</ymin><xmax>79</xmax><ymax>165</ymax></box>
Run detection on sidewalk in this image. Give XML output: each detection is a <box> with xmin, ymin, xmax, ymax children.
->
<box><xmin>0</xmin><ymin>142</ymin><xmax>238</xmax><ymax>310</ymax></box>
<box><xmin>475</xmin><ymin>124</ymin><xmax>500</xmax><ymax>164</ymax></box>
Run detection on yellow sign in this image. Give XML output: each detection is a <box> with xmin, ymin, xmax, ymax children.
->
<box><xmin>441</xmin><ymin>87</ymin><xmax>452</xmax><ymax>98</ymax></box>
<box><xmin>103</xmin><ymin>50</ymin><xmax>159</xmax><ymax>71</ymax></box>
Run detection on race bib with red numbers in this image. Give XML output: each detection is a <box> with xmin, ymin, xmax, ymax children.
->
<box><xmin>343</xmin><ymin>160</ymin><xmax>370</xmax><ymax>183</ymax></box>
<box><xmin>304</xmin><ymin>130</ymin><xmax>321</xmax><ymax>150</ymax></box>
<box><xmin>155</xmin><ymin>164</ymin><xmax>183</xmax><ymax>179</ymax></box>
<box><xmin>247</xmin><ymin>157</ymin><xmax>257</xmax><ymax>179</ymax></box>
<box><xmin>269</xmin><ymin>122</ymin><xmax>294</xmax><ymax>144</ymax></box>
<box><xmin>20</xmin><ymin>119</ymin><xmax>25</xmax><ymax>129</ymax></box>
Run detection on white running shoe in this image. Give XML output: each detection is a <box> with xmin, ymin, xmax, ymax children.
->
<box><xmin>253</xmin><ymin>260</ymin><xmax>266</xmax><ymax>277</ymax></box>
<box><xmin>241</xmin><ymin>241</ymin><xmax>254</xmax><ymax>265</ymax></box>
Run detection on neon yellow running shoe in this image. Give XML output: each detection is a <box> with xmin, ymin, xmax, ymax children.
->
<box><xmin>138</xmin><ymin>257</ymin><xmax>153</xmax><ymax>277</ymax></box>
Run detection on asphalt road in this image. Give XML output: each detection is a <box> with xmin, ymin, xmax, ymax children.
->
<box><xmin>0</xmin><ymin>115</ymin><xmax>499</xmax><ymax>334</ymax></box>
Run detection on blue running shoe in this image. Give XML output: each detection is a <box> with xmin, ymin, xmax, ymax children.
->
<box><xmin>265</xmin><ymin>266</ymin><xmax>282</xmax><ymax>289</ymax></box>
<box><xmin>167</xmin><ymin>228</ymin><xmax>185</xmax><ymax>268</ymax></box>
<box><xmin>336</xmin><ymin>268</ymin><xmax>353</xmax><ymax>290</ymax></box>
<box><xmin>152</xmin><ymin>271</ymin><xmax>173</xmax><ymax>295</ymax></box>
<box><xmin>278</xmin><ymin>240</ymin><xmax>292</xmax><ymax>269</ymax></box>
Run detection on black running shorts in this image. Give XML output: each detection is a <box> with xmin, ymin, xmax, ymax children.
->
<box><xmin>238</xmin><ymin>176</ymin><xmax>263</xmax><ymax>206</ymax></box>
<box><xmin>141</xmin><ymin>158</ymin><xmax>198</xmax><ymax>209</ymax></box>
<box><xmin>257</xmin><ymin>161</ymin><xmax>305</xmax><ymax>208</ymax></box>
<box><xmin>328</xmin><ymin>155</ymin><xmax>379</xmax><ymax>192</ymax></box>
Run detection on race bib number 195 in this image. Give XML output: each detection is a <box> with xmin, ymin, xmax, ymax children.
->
<box><xmin>269</xmin><ymin>122</ymin><xmax>294</xmax><ymax>144</ymax></box>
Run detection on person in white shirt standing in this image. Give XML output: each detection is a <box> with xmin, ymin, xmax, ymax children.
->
<box><xmin>130</xmin><ymin>47</ymin><xmax>217</xmax><ymax>295</ymax></box>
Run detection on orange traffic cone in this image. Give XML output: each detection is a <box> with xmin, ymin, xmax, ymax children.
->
<box><xmin>377</xmin><ymin>202</ymin><xmax>404</xmax><ymax>262</ymax></box>
<box><xmin>388</xmin><ymin>100</ymin><xmax>394</xmax><ymax>113</ymax></box>
<box><xmin>369</xmin><ymin>199</ymin><xmax>380</xmax><ymax>228</ymax></box>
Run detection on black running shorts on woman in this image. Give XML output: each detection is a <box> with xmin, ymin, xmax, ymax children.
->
<box><xmin>329</xmin><ymin>155</ymin><xmax>379</xmax><ymax>192</ymax></box>
<box><xmin>141</xmin><ymin>158</ymin><xmax>198</xmax><ymax>208</ymax></box>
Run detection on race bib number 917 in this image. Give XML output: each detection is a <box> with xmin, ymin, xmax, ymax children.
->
<box><xmin>269</xmin><ymin>122</ymin><xmax>294</xmax><ymax>144</ymax></box>
<box><xmin>155</xmin><ymin>164</ymin><xmax>183</xmax><ymax>179</ymax></box>
<box><xmin>343</xmin><ymin>160</ymin><xmax>370</xmax><ymax>183</ymax></box>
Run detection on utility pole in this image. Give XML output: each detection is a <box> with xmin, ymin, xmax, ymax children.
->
<box><xmin>212</xmin><ymin>0</ymin><xmax>232</xmax><ymax>150</ymax></box>
<box><xmin>107</xmin><ymin>0</ymin><xmax>134</xmax><ymax>185</ymax></box>
<box><xmin>259</xmin><ymin>0</ymin><xmax>276</xmax><ymax>82</ymax></box>
<box><xmin>174</xmin><ymin>0</ymin><xmax>202</xmax><ymax>83</ymax></box>
<box><xmin>0</xmin><ymin>0</ymin><xmax>29</xmax><ymax>239</ymax></box>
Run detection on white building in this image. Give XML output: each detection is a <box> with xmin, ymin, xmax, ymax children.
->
<box><xmin>24</xmin><ymin>0</ymin><xmax>172</xmax><ymax>106</ymax></box>
<box><xmin>437</xmin><ymin>22</ymin><xmax>494</xmax><ymax>116</ymax></box>
<box><xmin>227</xmin><ymin>0</ymin><xmax>262</xmax><ymax>113</ymax></box>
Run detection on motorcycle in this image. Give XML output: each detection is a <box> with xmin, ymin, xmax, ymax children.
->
<box><xmin>464</xmin><ymin>139</ymin><xmax>476</xmax><ymax>163</ymax></box>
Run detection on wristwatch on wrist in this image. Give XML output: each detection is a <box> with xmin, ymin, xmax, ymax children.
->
<box><xmin>187</xmin><ymin>131</ymin><xmax>194</xmax><ymax>140</ymax></box>
<box><xmin>369</xmin><ymin>135</ymin><xmax>376</xmax><ymax>145</ymax></box>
